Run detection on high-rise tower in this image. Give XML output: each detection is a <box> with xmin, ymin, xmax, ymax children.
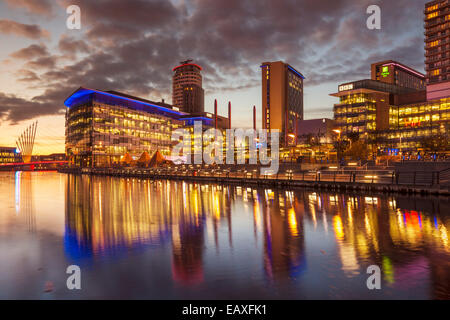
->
<box><xmin>172</xmin><ymin>59</ymin><xmax>204</xmax><ymax>113</ymax></box>
<box><xmin>261</xmin><ymin>61</ymin><xmax>304</xmax><ymax>146</ymax></box>
<box><xmin>425</xmin><ymin>0</ymin><xmax>450</xmax><ymax>99</ymax></box>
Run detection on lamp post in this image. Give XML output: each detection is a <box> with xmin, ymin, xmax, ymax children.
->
<box><xmin>333</xmin><ymin>129</ymin><xmax>342</xmax><ymax>167</ymax></box>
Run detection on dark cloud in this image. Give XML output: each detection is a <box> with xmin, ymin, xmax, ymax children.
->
<box><xmin>0</xmin><ymin>19</ymin><xmax>50</xmax><ymax>39</ymax></box>
<box><xmin>16</xmin><ymin>69</ymin><xmax>41</xmax><ymax>83</ymax></box>
<box><xmin>24</xmin><ymin>55</ymin><xmax>58</xmax><ymax>70</ymax></box>
<box><xmin>1</xmin><ymin>0</ymin><xmax>429</xmax><ymax>123</ymax></box>
<box><xmin>10</xmin><ymin>44</ymin><xmax>49</xmax><ymax>59</ymax></box>
<box><xmin>58</xmin><ymin>35</ymin><xmax>90</xmax><ymax>56</ymax></box>
<box><xmin>0</xmin><ymin>92</ymin><xmax>65</xmax><ymax>124</ymax></box>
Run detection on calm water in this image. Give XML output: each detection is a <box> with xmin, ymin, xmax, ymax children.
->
<box><xmin>0</xmin><ymin>171</ymin><xmax>449</xmax><ymax>299</ymax></box>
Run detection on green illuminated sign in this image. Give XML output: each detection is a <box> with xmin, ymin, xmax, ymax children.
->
<box><xmin>381</xmin><ymin>66</ymin><xmax>390</xmax><ymax>77</ymax></box>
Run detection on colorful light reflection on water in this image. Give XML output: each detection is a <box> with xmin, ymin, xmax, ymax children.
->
<box><xmin>0</xmin><ymin>172</ymin><xmax>449</xmax><ymax>299</ymax></box>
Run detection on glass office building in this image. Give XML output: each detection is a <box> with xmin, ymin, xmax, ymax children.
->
<box><xmin>65</xmin><ymin>87</ymin><xmax>231</xmax><ymax>168</ymax></box>
<box><xmin>377</xmin><ymin>97</ymin><xmax>450</xmax><ymax>152</ymax></box>
<box><xmin>65</xmin><ymin>87</ymin><xmax>185</xmax><ymax>167</ymax></box>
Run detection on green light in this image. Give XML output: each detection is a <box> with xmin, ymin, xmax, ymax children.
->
<box><xmin>381</xmin><ymin>66</ymin><xmax>390</xmax><ymax>77</ymax></box>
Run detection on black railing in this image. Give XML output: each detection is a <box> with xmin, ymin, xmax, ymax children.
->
<box><xmin>60</xmin><ymin>166</ymin><xmax>450</xmax><ymax>188</ymax></box>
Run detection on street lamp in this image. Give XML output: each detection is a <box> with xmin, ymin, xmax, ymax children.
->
<box><xmin>333</xmin><ymin>129</ymin><xmax>342</xmax><ymax>166</ymax></box>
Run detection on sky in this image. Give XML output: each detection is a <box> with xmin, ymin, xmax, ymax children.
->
<box><xmin>0</xmin><ymin>0</ymin><xmax>428</xmax><ymax>154</ymax></box>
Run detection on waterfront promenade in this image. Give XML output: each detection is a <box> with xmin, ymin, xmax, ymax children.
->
<box><xmin>59</xmin><ymin>162</ymin><xmax>450</xmax><ymax>196</ymax></box>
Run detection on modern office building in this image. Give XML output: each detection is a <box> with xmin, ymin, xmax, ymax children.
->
<box><xmin>383</xmin><ymin>98</ymin><xmax>450</xmax><ymax>152</ymax></box>
<box><xmin>371</xmin><ymin>60</ymin><xmax>425</xmax><ymax>90</ymax></box>
<box><xmin>172</xmin><ymin>60</ymin><xmax>204</xmax><ymax>113</ymax></box>
<box><xmin>65</xmin><ymin>87</ymin><xmax>230</xmax><ymax>167</ymax></box>
<box><xmin>425</xmin><ymin>0</ymin><xmax>450</xmax><ymax>100</ymax></box>
<box><xmin>65</xmin><ymin>87</ymin><xmax>186</xmax><ymax>167</ymax></box>
<box><xmin>181</xmin><ymin>84</ymin><xmax>205</xmax><ymax>114</ymax></box>
<box><xmin>261</xmin><ymin>61</ymin><xmax>305</xmax><ymax>146</ymax></box>
<box><xmin>0</xmin><ymin>146</ymin><xmax>21</xmax><ymax>164</ymax></box>
<box><xmin>330</xmin><ymin>78</ymin><xmax>420</xmax><ymax>141</ymax></box>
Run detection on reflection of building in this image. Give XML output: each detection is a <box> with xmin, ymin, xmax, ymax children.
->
<box><xmin>305</xmin><ymin>191</ymin><xmax>450</xmax><ymax>298</ymax></box>
<box><xmin>172</xmin><ymin>60</ymin><xmax>204</xmax><ymax>113</ymax></box>
<box><xmin>261</xmin><ymin>189</ymin><xmax>306</xmax><ymax>281</ymax></box>
<box><xmin>261</xmin><ymin>61</ymin><xmax>305</xmax><ymax>146</ymax></box>
<box><xmin>0</xmin><ymin>146</ymin><xmax>21</xmax><ymax>164</ymax></box>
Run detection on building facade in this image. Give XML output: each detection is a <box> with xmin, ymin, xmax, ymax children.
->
<box><xmin>65</xmin><ymin>87</ymin><xmax>231</xmax><ymax>168</ymax></box>
<box><xmin>379</xmin><ymin>97</ymin><xmax>450</xmax><ymax>153</ymax></box>
<box><xmin>425</xmin><ymin>0</ymin><xmax>450</xmax><ymax>99</ymax></box>
<box><xmin>371</xmin><ymin>60</ymin><xmax>425</xmax><ymax>90</ymax></box>
<box><xmin>172</xmin><ymin>60</ymin><xmax>204</xmax><ymax>113</ymax></box>
<box><xmin>0</xmin><ymin>147</ymin><xmax>21</xmax><ymax>164</ymax></box>
<box><xmin>261</xmin><ymin>61</ymin><xmax>304</xmax><ymax>147</ymax></box>
<box><xmin>330</xmin><ymin>79</ymin><xmax>418</xmax><ymax>141</ymax></box>
<box><xmin>65</xmin><ymin>87</ymin><xmax>185</xmax><ymax>167</ymax></box>
<box><xmin>181</xmin><ymin>84</ymin><xmax>205</xmax><ymax>114</ymax></box>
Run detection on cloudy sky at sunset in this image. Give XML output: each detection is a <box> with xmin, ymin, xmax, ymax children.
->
<box><xmin>0</xmin><ymin>0</ymin><xmax>427</xmax><ymax>154</ymax></box>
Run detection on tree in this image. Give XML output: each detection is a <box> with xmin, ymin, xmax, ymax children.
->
<box><xmin>347</xmin><ymin>132</ymin><xmax>360</xmax><ymax>144</ymax></box>
<box><xmin>344</xmin><ymin>140</ymin><xmax>369</xmax><ymax>160</ymax></box>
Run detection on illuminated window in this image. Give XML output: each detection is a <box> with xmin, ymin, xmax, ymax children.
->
<box><xmin>432</xmin><ymin>69</ymin><xmax>441</xmax><ymax>76</ymax></box>
<box><xmin>429</xmin><ymin>40</ymin><xmax>439</xmax><ymax>47</ymax></box>
<box><xmin>427</xmin><ymin>4</ymin><xmax>438</xmax><ymax>12</ymax></box>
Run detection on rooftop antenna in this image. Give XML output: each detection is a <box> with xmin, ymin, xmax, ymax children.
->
<box><xmin>180</xmin><ymin>59</ymin><xmax>193</xmax><ymax>65</ymax></box>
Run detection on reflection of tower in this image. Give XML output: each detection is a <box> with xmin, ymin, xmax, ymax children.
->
<box><xmin>171</xmin><ymin>223</ymin><xmax>205</xmax><ymax>285</ymax></box>
<box><xmin>171</xmin><ymin>185</ymin><xmax>206</xmax><ymax>285</ymax></box>
<box><xmin>261</xmin><ymin>189</ymin><xmax>306</xmax><ymax>281</ymax></box>
<box><xmin>16</xmin><ymin>121</ymin><xmax>37</xmax><ymax>163</ymax></box>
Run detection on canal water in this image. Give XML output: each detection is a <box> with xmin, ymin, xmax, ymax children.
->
<box><xmin>0</xmin><ymin>172</ymin><xmax>449</xmax><ymax>299</ymax></box>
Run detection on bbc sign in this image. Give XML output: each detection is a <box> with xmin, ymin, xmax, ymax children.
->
<box><xmin>338</xmin><ymin>83</ymin><xmax>354</xmax><ymax>92</ymax></box>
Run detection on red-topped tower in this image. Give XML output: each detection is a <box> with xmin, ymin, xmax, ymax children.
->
<box><xmin>172</xmin><ymin>59</ymin><xmax>204</xmax><ymax>113</ymax></box>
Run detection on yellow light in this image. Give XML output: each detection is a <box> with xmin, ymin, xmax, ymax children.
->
<box><xmin>287</xmin><ymin>208</ymin><xmax>299</xmax><ymax>237</ymax></box>
<box><xmin>333</xmin><ymin>215</ymin><xmax>344</xmax><ymax>240</ymax></box>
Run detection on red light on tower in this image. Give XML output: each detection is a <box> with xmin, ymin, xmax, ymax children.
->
<box><xmin>214</xmin><ymin>99</ymin><xmax>218</xmax><ymax>129</ymax></box>
<box><xmin>228</xmin><ymin>101</ymin><xmax>231</xmax><ymax>129</ymax></box>
<box><xmin>253</xmin><ymin>105</ymin><xmax>256</xmax><ymax>131</ymax></box>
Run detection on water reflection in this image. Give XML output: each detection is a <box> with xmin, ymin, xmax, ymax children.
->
<box><xmin>2</xmin><ymin>172</ymin><xmax>449</xmax><ymax>299</ymax></box>
<box><xmin>14</xmin><ymin>171</ymin><xmax>36</xmax><ymax>231</ymax></box>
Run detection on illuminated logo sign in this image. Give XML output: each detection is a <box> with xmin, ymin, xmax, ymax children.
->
<box><xmin>338</xmin><ymin>84</ymin><xmax>354</xmax><ymax>92</ymax></box>
<box><xmin>381</xmin><ymin>66</ymin><xmax>390</xmax><ymax>77</ymax></box>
